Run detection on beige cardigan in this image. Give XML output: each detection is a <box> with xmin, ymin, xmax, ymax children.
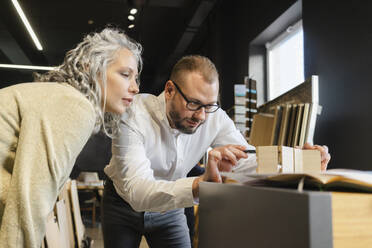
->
<box><xmin>0</xmin><ymin>82</ymin><xmax>96</xmax><ymax>248</ymax></box>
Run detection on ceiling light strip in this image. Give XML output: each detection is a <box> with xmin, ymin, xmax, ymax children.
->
<box><xmin>0</xmin><ymin>64</ymin><xmax>55</xmax><ymax>71</ymax></box>
<box><xmin>11</xmin><ymin>0</ymin><xmax>43</xmax><ymax>51</ymax></box>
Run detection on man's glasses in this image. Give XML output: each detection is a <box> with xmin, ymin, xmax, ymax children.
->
<box><xmin>172</xmin><ymin>81</ymin><xmax>220</xmax><ymax>113</ymax></box>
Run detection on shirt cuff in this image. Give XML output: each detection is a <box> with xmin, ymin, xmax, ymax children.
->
<box><xmin>174</xmin><ymin>177</ymin><xmax>197</xmax><ymax>208</ymax></box>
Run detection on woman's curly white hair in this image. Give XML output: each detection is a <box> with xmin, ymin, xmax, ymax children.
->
<box><xmin>34</xmin><ymin>27</ymin><xmax>142</xmax><ymax>137</ymax></box>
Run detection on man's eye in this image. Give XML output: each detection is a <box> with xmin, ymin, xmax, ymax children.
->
<box><xmin>189</xmin><ymin>102</ymin><xmax>201</xmax><ymax>107</ymax></box>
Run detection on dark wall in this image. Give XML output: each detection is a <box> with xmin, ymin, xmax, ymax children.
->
<box><xmin>0</xmin><ymin>70</ymin><xmax>33</xmax><ymax>88</ymax></box>
<box><xmin>71</xmin><ymin>132</ymin><xmax>112</xmax><ymax>179</ymax></box>
<box><xmin>191</xmin><ymin>0</ymin><xmax>372</xmax><ymax>170</ymax></box>
<box><xmin>303</xmin><ymin>0</ymin><xmax>372</xmax><ymax>170</ymax></box>
<box><xmin>187</xmin><ymin>0</ymin><xmax>296</xmax><ymax>110</ymax></box>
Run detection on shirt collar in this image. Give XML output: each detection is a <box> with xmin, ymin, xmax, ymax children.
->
<box><xmin>157</xmin><ymin>92</ymin><xmax>181</xmax><ymax>136</ymax></box>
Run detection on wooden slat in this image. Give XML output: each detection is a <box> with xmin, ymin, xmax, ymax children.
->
<box><xmin>58</xmin><ymin>180</ymin><xmax>75</xmax><ymax>248</ymax></box>
<box><xmin>55</xmin><ymin>200</ymin><xmax>71</xmax><ymax>248</ymax></box>
<box><xmin>45</xmin><ymin>212</ymin><xmax>63</xmax><ymax>248</ymax></box>
<box><xmin>69</xmin><ymin>180</ymin><xmax>85</xmax><ymax>248</ymax></box>
<box><xmin>332</xmin><ymin>192</ymin><xmax>372</xmax><ymax>248</ymax></box>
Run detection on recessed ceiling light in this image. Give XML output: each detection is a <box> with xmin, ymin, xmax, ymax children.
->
<box><xmin>0</xmin><ymin>64</ymin><xmax>55</xmax><ymax>71</ymax></box>
<box><xmin>11</xmin><ymin>0</ymin><xmax>43</xmax><ymax>51</ymax></box>
<box><xmin>128</xmin><ymin>15</ymin><xmax>135</xmax><ymax>21</ymax></box>
<box><xmin>130</xmin><ymin>8</ymin><xmax>138</xmax><ymax>15</ymax></box>
<box><xmin>128</xmin><ymin>24</ymin><xmax>135</xmax><ymax>29</ymax></box>
<box><xmin>88</xmin><ymin>20</ymin><xmax>94</xmax><ymax>25</ymax></box>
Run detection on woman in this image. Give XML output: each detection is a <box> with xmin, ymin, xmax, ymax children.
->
<box><xmin>0</xmin><ymin>27</ymin><xmax>142</xmax><ymax>247</ymax></box>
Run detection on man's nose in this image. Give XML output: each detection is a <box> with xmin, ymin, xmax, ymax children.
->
<box><xmin>193</xmin><ymin>107</ymin><xmax>206</xmax><ymax>121</ymax></box>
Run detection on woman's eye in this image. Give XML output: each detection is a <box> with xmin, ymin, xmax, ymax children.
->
<box><xmin>121</xmin><ymin>73</ymin><xmax>129</xmax><ymax>78</ymax></box>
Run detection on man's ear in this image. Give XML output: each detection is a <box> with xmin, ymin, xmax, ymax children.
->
<box><xmin>164</xmin><ymin>80</ymin><xmax>175</xmax><ymax>99</ymax></box>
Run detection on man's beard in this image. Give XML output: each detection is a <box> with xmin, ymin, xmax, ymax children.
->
<box><xmin>168</xmin><ymin>109</ymin><xmax>205</xmax><ymax>134</ymax></box>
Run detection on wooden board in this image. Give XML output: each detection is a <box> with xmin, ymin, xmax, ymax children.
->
<box><xmin>292</xmin><ymin>104</ymin><xmax>304</xmax><ymax>147</ymax></box>
<box><xmin>270</xmin><ymin>106</ymin><xmax>282</xmax><ymax>145</ymax></box>
<box><xmin>249</xmin><ymin>113</ymin><xmax>275</xmax><ymax>146</ymax></box>
<box><xmin>332</xmin><ymin>192</ymin><xmax>372</xmax><ymax>248</ymax></box>
<box><xmin>298</xmin><ymin>103</ymin><xmax>310</xmax><ymax>146</ymax></box>
<box><xmin>286</xmin><ymin>104</ymin><xmax>298</xmax><ymax>146</ymax></box>
<box><xmin>294</xmin><ymin>149</ymin><xmax>321</xmax><ymax>173</ymax></box>
<box><xmin>55</xmin><ymin>200</ymin><xmax>71</xmax><ymax>248</ymax></box>
<box><xmin>257</xmin><ymin>146</ymin><xmax>278</xmax><ymax>173</ymax></box>
<box><xmin>58</xmin><ymin>180</ymin><xmax>75</xmax><ymax>248</ymax></box>
<box><xmin>70</xmin><ymin>180</ymin><xmax>85</xmax><ymax>248</ymax></box>
<box><xmin>279</xmin><ymin>146</ymin><xmax>294</xmax><ymax>173</ymax></box>
<box><xmin>278</xmin><ymin>105</ymin><xmax>291</xmax><ymax>146</ymax></box>
<box><xmin>305</xmin><ymin>103</ymin><xmax>320</xmax><ymax>144</ymax></box>
<box><xmin>45</xmin><ymin>212</ymin><xmax>63</xmax><ymax>248</ymax></box>
<box><xmin>302</xmin><ymin>150</ymin><xmax>321</xmax><ymax>173</ymax></box>
<box><xmin>41</xmin><ymin>238</ymin><xmax>46</xmax><ymax>248</ymax></box>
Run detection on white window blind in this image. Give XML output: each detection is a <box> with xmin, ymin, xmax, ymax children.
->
<box><xmin>266</xmin><ymin>20</ymin><xmax>304</xmax><ymax>100</ymax></box>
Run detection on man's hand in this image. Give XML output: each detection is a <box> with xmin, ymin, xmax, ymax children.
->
<box><xmin>302</xmin><ymin>143</ymin><xmax>331</xmax><ymax>171</ymax></box>
<box><xmin>192</xmin><ymin>145</ymin><xmax>250</xmax><ymax>198</ymax></box>
<box><xmin>202</xmin><ymin>145</ymin><xmax>248</xmax><ymax>183</ymax></box>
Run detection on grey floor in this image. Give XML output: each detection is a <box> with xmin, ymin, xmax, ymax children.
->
<box><xmin>85</xmin><ymin>226</ymin><xmax>103</xmax><ymax>248</ymax></box>
<box><xmin>85</xmin><ymin>224</ymin><xmax>149</xmax><ymax>248</ymax></box>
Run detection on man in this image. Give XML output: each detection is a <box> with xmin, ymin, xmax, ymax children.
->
<box><xmin>102</xmin><ymin>55</ymin><xmax>330</xmax><ymax>247</ymax></box>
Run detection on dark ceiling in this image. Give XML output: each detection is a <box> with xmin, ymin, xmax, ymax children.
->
<box><xmin>0</xmin><ymin>0</ymin><xmax>218</xmax><ymax>93</ymax></box>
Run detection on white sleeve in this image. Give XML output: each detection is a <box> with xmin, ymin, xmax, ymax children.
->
<box><xmin>211</xmin><ymin>111</ymin><xmax>258</xmax><ymax>174</ymax></box>
<box><xmin>106</xmin><ymin>121</ymin><xmax>196</xmax><ymax>212</ymax></box>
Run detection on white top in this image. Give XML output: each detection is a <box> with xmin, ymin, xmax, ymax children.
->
<box><xmin>104</xmin><ymin>92</ymin><xmax>257</xmax><ymax>212</ymax></box>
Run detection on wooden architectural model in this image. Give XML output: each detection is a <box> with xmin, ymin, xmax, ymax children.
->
<box><xmin>256</xmin><ymin>146</ymin><xmax>321</xmax><ymax>173</ymax></box>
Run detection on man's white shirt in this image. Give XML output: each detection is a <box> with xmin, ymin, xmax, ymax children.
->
<box><xmin>104</xmin><ymin>92</ymin><xmax>256</xmax><ymax>212</ymax></box>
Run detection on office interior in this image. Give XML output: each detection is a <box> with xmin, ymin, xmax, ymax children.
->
<box><xmin>1</xmin><ymin>0</ymin><xmax>372</xmax><ymax>247</ymax></box>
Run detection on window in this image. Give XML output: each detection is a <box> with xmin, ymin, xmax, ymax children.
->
<box><xmin>266</xmin><ymin>20</ymin><xmax>304</xmax><ymax>100</ymax></box>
